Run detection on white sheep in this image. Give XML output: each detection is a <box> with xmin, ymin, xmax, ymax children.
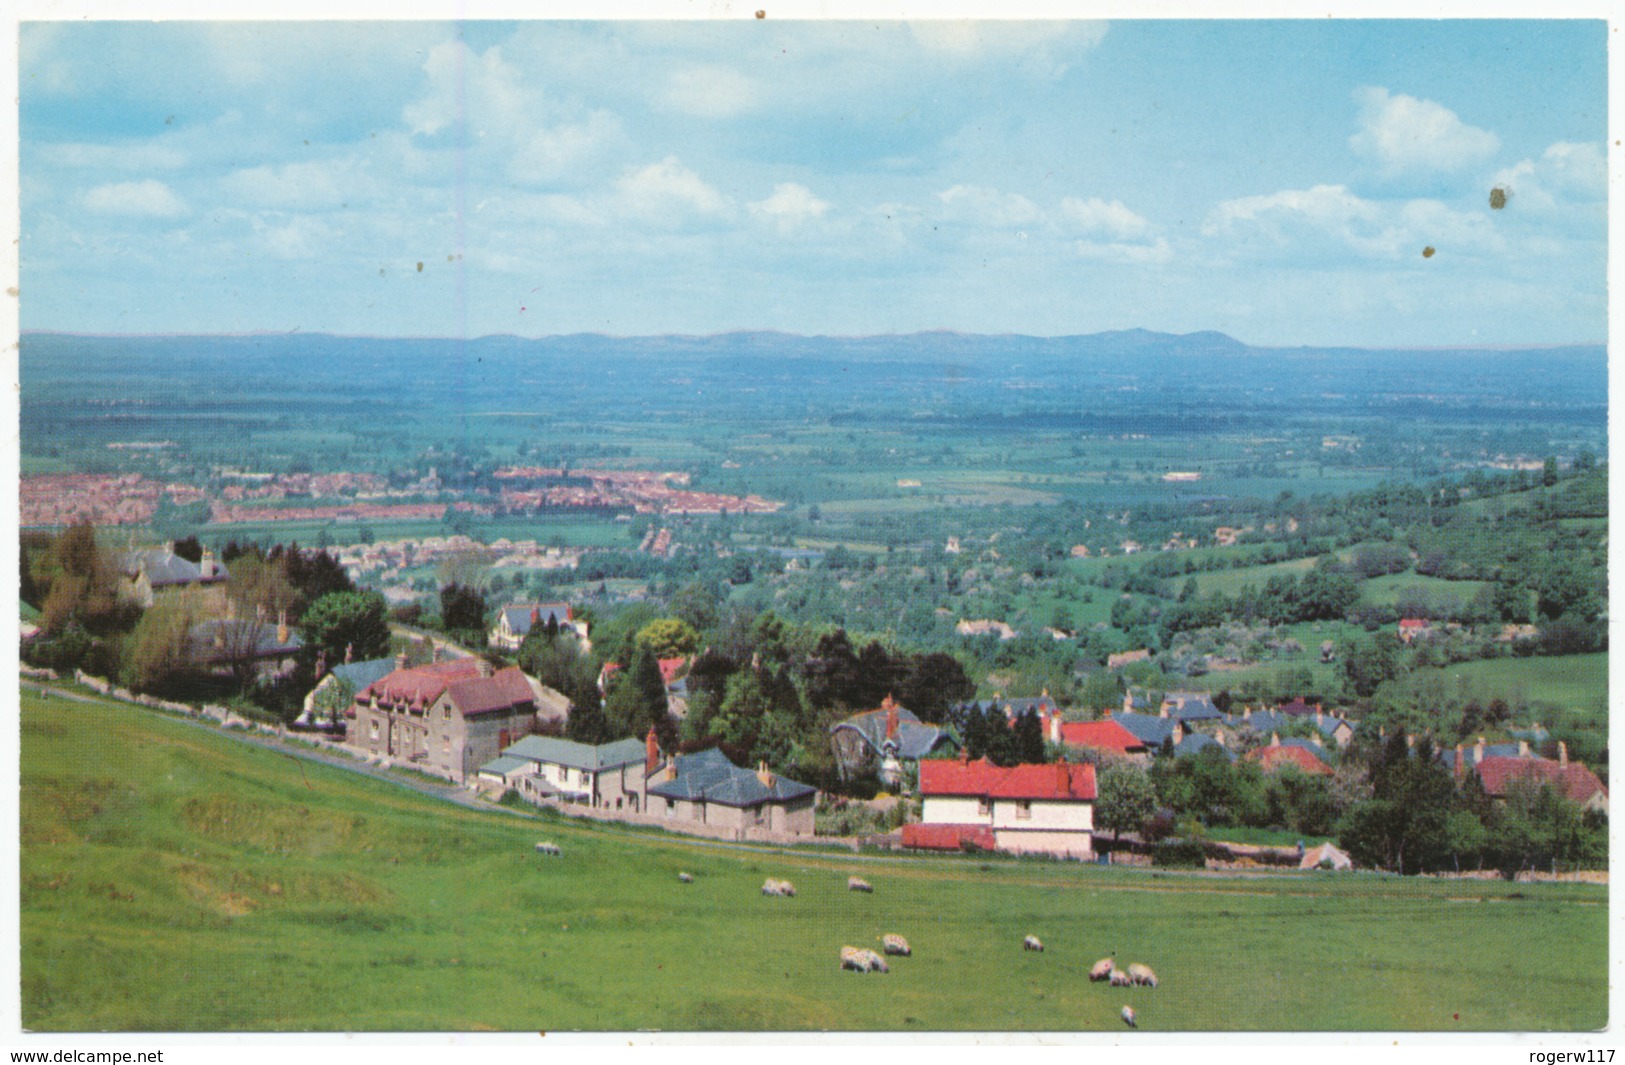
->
<box><xmin>677</xmin><ymin>872</ymin><xmax>694</xmax><ymax>883</ymax></box>
<box><xmin>1110</xmin><ymin>968</ymin><xmax>1133</xmax><ymax>987</ymax></box>
<box><xmin>881</xmin><ymin>934</ymin><xmax>911</xmax><ymax>956</ymax></box>
<box><xmin>847</xmin><ymin>876</ymin><xmax>874</xmax><ymax>893</ymax></box>
<box><xmin>861</xmin><ymin>949</ymin><xmax>890</xmax><ymax>974</ymax></box>
<box><xmin>1121</xmin><ymin>1005</ymin><xmax>1137</xmax><ymax>1028</ymax></box>
<box><xmin>1127</xmin><ymin>963</ymin><xmax>1158</xmax><ymax>988</ymax></box>
<box><xmin>840</xmin><ymin>946</ymin><xmax>870</xmax><ymax>972</ymax></box>
<box><xmin>1023</xmin><ymin>935</ymin><xmax>1044</xmax><ymax>952</ymax></box>
<box><xmin>534</xmin><ymin>841</ymin><xmax>562</xmax><ymax>856</ymax></box>
<box><xmin>761</xmin><ymin>877</ymin><xmax>797</xmax><ymax>897</ymax></box>
<box><xmin>1089</xmin><ymin>958</ymin><xmax>1115</xmax><ymax>982</ymax></box>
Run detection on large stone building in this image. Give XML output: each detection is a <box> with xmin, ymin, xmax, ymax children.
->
<box><xmin>347</xmin><ymin>656</ymin><xmax>538</xmax><ymax>782</ymax></box>
<box><xmin>479</xmin><ymin>734</ymin><xmax>649</xmax><ymax>811</ymax></box>
<box><xmin>829</xmin><ymin>697</ymin><xmax>958</xmax><ymax>785</ymax></box>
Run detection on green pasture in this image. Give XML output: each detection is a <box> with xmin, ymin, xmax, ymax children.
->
<box><xmin>1406</xmin><ymin>654</ymin><xmax>1608</xmax><ymax>716</ymax></box>
<box><xmin>1357</xmin><ymin>573</ymin><xmax>1490</xmax><ymax>608</ymax></box>
<box><xmin>20</xmin><ymin>691</ymin><xmax>1606</xmax><ymax>1032</ymax></box>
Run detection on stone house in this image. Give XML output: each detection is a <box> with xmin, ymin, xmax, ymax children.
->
<box><xmin>117</xmin><ymin>544</ymin><xmax>230</xmax><ymax>611</ymax></box>
<box><xmin>480</xmin><ymin>734</ymin><xmax>650</xmax><ymax>811</ymax></box>
<box><xmin>644</xmin><ymin>747</ymin><xmax>817</xmax><ymax>837</ymax></box>
<box><xmin>347</xmin><ymin>656</ymin><xmax>538</xmax><ymax>783</ymax></box>
<box><xmin>829</xmin><ymin>696</ymin><xmax>958</xmax><ymax>785</ymax></box>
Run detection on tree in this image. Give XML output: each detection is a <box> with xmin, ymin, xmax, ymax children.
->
<box><xmin>636</xmin><ymin>617</ymin><xmax>701</xmax><ymax>660</ymax></box>
<box><xmin>896</xmin><ymin>652</ymin><xmax>974</xmax><ymax>724</ymax></box>
<box><xmin>1340</xmin><ymin>632</ymin><xmax>1404</xmax><ymax>699</ymax></box>
<box><xmin>301</xmin><ymin>591</ymin><xmax>391</xmax><ymax>665</ymax></box>
<box><xmin>121</xmin><ymin>592</ymin><xmax>199</xmax><ymax>691</ymax></box>
<box><xmin>1078</xmin><ymin>669</ymin><xmax>1123</xmax><ymax>713</ymax></box>
<box><xmin>1096</xmin><ymin>761</ymin><xmax>1158</xmax><ymax>841</ymax></box>
<box><xmin>1542</xmin><ymin>456</ymin><xmax>1560</xmax><ymax>487</ymax></box>
<box><xmin>605</xmin><ymin>641</ymin><xmax>670</xmax><ymax>741</ymax></box>
<box><xmin>1012</xmin><ymin>709</ymin><xmax>1046</xmax><ymax>764</ymax></box>
<box><xmin>439</xmin><ymin>582</ymin><xmax>488</xmax><ymax>636</ymax></box>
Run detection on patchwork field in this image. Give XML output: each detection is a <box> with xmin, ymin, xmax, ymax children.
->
<box><xmin>20</xmin><ymin>691</ymin><xmax>1606</xmax><ymax>1032</ymax></box>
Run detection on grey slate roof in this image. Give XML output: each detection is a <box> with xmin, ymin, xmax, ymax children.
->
<box><xmin>329</xmin><ymin>657</ymin><xmax>396</xmax><ymax>693</ymax></box>
<box><xmin>120</xmin><ymin>548</ymin><xmax>230</xmax><ymax>587</ymax></box>
<box><xmin>502</xmin><ymin>735</ymin><xmax>647</xmax><ymax>772</ymax></box>
<box><xmin>646</xmin><ymin>747</ymin><xmax>816</xmax><ymax>808</ymax></box>
<box><xmin>479</xmin><ymin>755</ymin><xmax>535</xmax><ymax>778</ymax></box>
<box><xmin>188</xmin><ymin>619</ymin><xmax>302</xmax><ymax>660</ymax></box>
<box><xmin>1229</xmin><ymin>708</ymin><xmax>1351</xmax><ymax>740</ymax></box>
<box><xmin>1438</xmin><ymin>744</ymin><xmax>1530</xmax><ymax>773</ymax></box>
<box><xmin>1112</xmin><ymin>712</ymin><xmax>1180</xmax><ymax>748</ymax></box>
<box><xmin>1164</xmin><ymin>691</ymin><xmax>1222</xmax><ymax>722</ymax></box>
<box><xmin>499</xmin><ymin>602</ymin><xmax>571</xmax><ymax>638</ymax></box>
<box><xmin>1174</xmin><ymin>732</ymin><xmax>1236</xmax><ymax>761</ymax></box>
<box><xmin>831</xmin><ymin>705</ymin><xmax>956</xmax><ymax>761</ymax></box>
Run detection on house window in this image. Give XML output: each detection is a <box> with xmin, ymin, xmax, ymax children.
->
<box><xmin>1016</xmin><ymin>801</ymin><xmax>1032</xmax><ymax>820</ymax></box>
<box><xmin>442</xmin><ymin>737</ymin><xmax>451</xmax><ymax>755</ymax></box>
<box><xmin>444</xmin><ymin>706</ymin><xmax>450</xmax><ymax>720</ymax></box>
<box><xmin>665</xmin><ymin>798</ymin><xmax>675</xmax><ymax>813</ymax></box>
<box><xmin>370</xmin><ymin>720</ymin><xmax>380</xmax><ymax>741</ymax></box>
<box><xmin>977</xmin><ymin>797</ymin><xmax>991</xmax><ymax>817</ymax></box>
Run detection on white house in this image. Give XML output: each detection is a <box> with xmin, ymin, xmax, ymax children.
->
<box><xmin>904</xmin><ymin>755</ymin><xmax>1096</xmax><ymax>859</ymax></box>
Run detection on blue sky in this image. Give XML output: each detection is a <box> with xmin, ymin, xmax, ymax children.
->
<box><xmin>18</xmin><ymin>19</ymin><xmax>1608</xmax><ymax>346</ymax></box>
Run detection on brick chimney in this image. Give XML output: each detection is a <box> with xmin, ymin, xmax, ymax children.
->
<box><xmin>200</xmin><ymin>549</ymin><xmax>217</xmax><ymax>580</ymax></box>
<box><xmin>345</xmin><ymin>642</ymin><xmax>354</xmax><ymax>664</ymax></box>
<box><xmin>1405</xmin><ymin>732</ymin><xmax>1416</xmax><ymax>749</ymax></box>
<box><xmin>756</xmin><ymin>761</ymin><xmax>774</xmax><ymax>788</ymax></box>
<box><xmin>1474</xmin><ymin>736</ymin><xmax>1485</xmax><ymax>766</ymax></box>
<box><xmin>1454</xmin><ymin>744</ymin><xmax>1465</xmax><ymax>781</ymax></box>
<box><xmin>1559</xmin><ymin>741</ymin><xmax>1568</xmax><ymax>769</ymax></box>
<box><xmin>959</xmin><ymin>747</ymin><xmax>970</xmax><ymax>764</ymax></box>
<box><xmin>1270</xmin><ymin>731</ymin><xmax>1280</xmax><ymax>748</ymax></box>
<box><xmin>883</xmin><ymin>696</ymin><xmax>899</xmax><ymax>741</ymax></box>
<box><xmin>477</xmin><ymin>658</ymin><xmax>494</xmax><ymax>678</ymax></box>
<box><xmin>1055</xmin><ymin>761</ymin><xmax>1069</xmax><ymax>793</ymax></box>
<box><xmin>276</xmin><ymin>609</ymin><xmax>289</xmax><ymax>645</ymax></box>
<box><xmin>396</xmin><ymin>651</ymin><xmax>409</xmax><ymax>671</ymax></box>
<box><xmin>646</xmin><ymin>725</ymin><xmax>660</xmax><ymax>776</ymax></box>
<box><xmin>1215</xmin><ymin>727</ymin><xmax>1226</xmax><ymax>748</ymax></box>
<box><xmin>1518</xmin><ymin>739</ymin><xmax>1529</xmax><ymax>758</ymax></box>
<box><xmin>1243</xmin><ymin>706</ymin><xmax>1252</xmax><ymax>721</ymax></box>
<box><xmin>665</xmin><ymin>757</ymin><xmax>678</xmax><ymax>781</ymax></box>
<box><xmin>530</xmin><ymin>606</ymin><xmax>541</xmax><ymax>628</ymax></box>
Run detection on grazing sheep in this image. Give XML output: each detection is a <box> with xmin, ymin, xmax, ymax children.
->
<box><xmin>677</xmin><ymin>872</ymin><xmax>694</xmax><ymax>883</ymax></box>
<box><xmin>1089</xmin><ymin>958</ymin><xmax>1115</xmax><ymax>982</ymax></box>
<box><xmin>1127</xmin><ymin>963</ymin><xmax>1158</xmax><ymax>988</ymax></box>
<box><xmin>862</xmin><ymin>949</ymin><xmax>890</xmax><ymax>974</ymax></box>
<box><xmin>1121</xmin><ymin>1005</ymin><xmax>1137</xmax><ymax>1028</ymax></box>
<box><xmin>1110</xmin><ymin>968</ymin><xmax>1133</xmax><ymax>987</ymax></box>
<box><xmin>848</xmin><ymin>876</ymin><xmax>874</xmax><ymax>893</ymax></box>
<box><xmin>1022</xmin><ymin>935</ymin><xmax>1044</xmax><ymax>952</ymax></box>
<box><xmin>761</xmin><ymin>878</ymin><xmax>797</xmax><ymax>897</ymax></box>
<box><xmin>881</xmin><ymin>934</ymin><xmax>912</xmax><ymax>956</ymax></box>
<box><xmin>840</xmin><ymin>946</ymin><xmax>870</xmax><ymax>972</ymax></box>
<box><xmin>534</xmin><ymin>841</ymin><xmax>562</xmax><ymax>856</ymax></box>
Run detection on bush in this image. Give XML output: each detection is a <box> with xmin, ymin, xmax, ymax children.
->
<box><xmin>1151</xmin><ymin>838</ymin><xmax>1208</xmax><ymax>868</ymax></box>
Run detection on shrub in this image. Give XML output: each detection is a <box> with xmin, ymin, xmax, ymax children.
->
<box><xmin>1151</xmin><ymin>838</ymin><xmax>1208</xmax><ymax>868</ymax></box>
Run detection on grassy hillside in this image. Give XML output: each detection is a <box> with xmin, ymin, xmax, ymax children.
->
<box><xmin>21</xmin><ymin>691</ymin><xmax>1607</xmax><ymax>1032</ymax></box>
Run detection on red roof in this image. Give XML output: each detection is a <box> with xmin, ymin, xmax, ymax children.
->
<box><xmin>1243</xmin><ymin>745</ymin><xmax>1334</xmax><ymax>776</ymax></box>
<box><xmin>901</xmin><ymin>823</ymin><xmax>997</xmax><ymax>852</ymax></box>
<box><xmin>1057</xmin><ymin>719</ymin><xmax>1146</xmax><ymax>754</ymax></box>
<box><xmin>658</xmin><ymin>657</ymin><xmax>688</xmax><ymax>686</ymax></box>
<box><xmin>1475</xmin><ymin>756</ymin><xmax>1607</xmax><ymax>805</ymax></box>
<box><xmin>920</xmin><ymin>758</ymin><xmax>1097</xmax><ymax>801</ymax></box>
<box><xmin>1398</xmin><ymin>618</ymin><xmax>1429</xmax><ymax>630</ymax></box>
<box><xmin>362</xmin><ymin>659</ymin><xmax>534</xmax><ymax>718</ymax></box>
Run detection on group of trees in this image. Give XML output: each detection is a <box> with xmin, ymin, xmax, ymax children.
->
<box><xmin>1085</xmin><ymin>730</ymin><xmax>1605</xmax><ymax>875</ymax></box>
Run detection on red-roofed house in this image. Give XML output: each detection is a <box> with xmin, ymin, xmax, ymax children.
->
<box><xmin>347</xmin><ymin>656</ymin><xmax>539</xmax><ymax>782</ymax></box>
<box><xmin>911</xmin><ymin>756</ymin><xmax>1096</xmax><ymax>858</ymax></box>
<box><xmin>1243</xmin><ymin>737</ymin><xmax>1334</xmax><ymax>777</ymax></box>
<box><xmin>1474</xmin><ymin>747</ymin><xmax>1608</xmax><ymax>814</ymax></box>
<box><xmin>1049</xmin><ymin>715</ymin><xmax>1150</xmax><ymax>764</ymax></box>
<box><xmin>1397</xmin><ymin>618</ymin><xmax>1430</xmax><ymax>643</ymax></box>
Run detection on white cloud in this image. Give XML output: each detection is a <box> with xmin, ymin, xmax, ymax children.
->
<box><xmin>1348</xmin><ymin>87</ymin><xmax>1499</xmax><ymax>173</ymax></box>
<box><xmin>404</xmin><ymin>40</ymin><xmax>529</xmax><ymax>139</ymax></box>
<box><xmin>1060</xmin><ymin>197</ymin><xmax>1150</xmax><ymax>241</ymax></box>
<box><xmin>937</xmin><ymin>184</ymin><xmax>1043</xmax><ymax>227</ymax></box>
<box><xmin>1073</xmin><ymin>238</ymin><xmax>1172</xmax><ymax>265</ymax></box>
<box><xmin>37</xmin><ymin>141</ymin><xmax>187</xmax><ymax>171</ymax></box>
<box><xmin>615</xmin><ymin>156</ymin><xmax>730</xmax><ymax>221</ymax></box>
<box><xmin>221</xmin><ymin>159</ymin><xmax>372</xmax><ymax>211</ymax></box>
<box><xmin>907</xmin><ymin>21</ymin><xmax>1107</xmax><ymax>77</ymax></box>
<box><xmin>664</xmin><ymin>64</ymin><xmax>760</xmax><ymax>119</ymax></box>
<box><xmin>83</xmin><ymin>179</ymin><xmax>187</xmax><ymax>218</ymax></box>
<box><xmin>509</xmin><ymin>110</ymin><xmax>628</xmax><ymax>185</ymax></box>
<box><xmin>748</xmin><ymin>183</ymin><xmax>831</xmax><ymax>233</ymax></box>
<box><xmin>1491</xmin><ymin>141</ymin><xmax>1607</xmax><ymax>211</ymax></box>
<box><xmin>1203</xmin><ymin>184</ymin><xmax>1500</xmax><ymax>260</ymax></box>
